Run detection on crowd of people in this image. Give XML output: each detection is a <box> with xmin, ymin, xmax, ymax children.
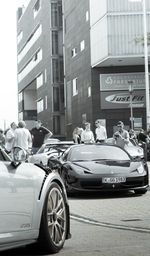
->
<box><xmin>0</xmin><ymin>118</ymin><xmax>149</xmax><ymax>160</ymax></box>
<box><xmin>72</xmin><ymin>120</ymin><xmax>150</xmax><ymax>159</ymax></box>
<box><xmin>73</xmin><ymin>119</ymin><xmax>107</xmax><ymax>145</ymax></box>
<box><xmin>0</xmin><ymin>120</ymin><xmax>53</xmax><ymax>156</ymax></box>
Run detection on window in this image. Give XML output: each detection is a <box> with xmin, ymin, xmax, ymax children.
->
<box><xmin>52</xmin><ymin>59</ymin><xmax>59</xmax><ymax>83</ymax></box>
<box><xmin>71</xmin><ymin>48</ymin><xmax>77</xmax><ymax>57</ymax></box>
<box><xmin>37</xmin><ymin>98</ymin><xmax>44</xmax><ymax>113</ymax></box>
<box><xmin>88</xmin><ymin>86</ymin><xmax>91</xmax><ymax>97</ymax></box>
<box><xmin>18</xmin><ymin>92</ymin><xmax>23</xmax><ymax>102</ymax></box>
<box><xmin>19</xmin><ymin>112</ymin><xmax>23</xmax><ymax>120</ymax></box>
<box><xmin>80</xmin><ymin>40</ymin><xmax>85</xmax><ymax>51</ymax></box>
<box><xmin>17</xmin><ymin>31</ymin><xmax>23</xmax><ymax>44</ymax></box>
<box><xmin>51</xmin><ymin>3</ymin><xmax>58</xmax><ymax>27</ymax></box>
<box><xmin>18</xmin><ymin>49</ymin><xmax>42</xmax><ymax>82</ymax></box>
<box><xmin>82</xmin><ymin>113</ymin><xmax>87</xmax><ymax>124</ymax></box>
<box><xmin>72</xmin><ymin>78</ymin><xmax>78</xmax><ymax>96</ymax></box>
<box><xmin>52</xmin><ymin>58</ymin><xmax>64</xmax><ymax>83</ymax></box>
<box><xmin>53</xmin><ymin>116</ymin><xmax>60</xmax><ymax>135</ymax></box>
<box><xmin>52</xmin><ymin>31</ymin><xmax>58</xmax><ymax>55</ymax></box>
<box><xmin>59</xmin><ymin>58</ymin><xmax>64</xmax><ymax>82</ymax></box>
<box><xmin>58</xmin><ymin>3</ymin><xmax>62</xmax><ymax>27</ymax></box>
<box><xmin>36</xmin><ymin>73</ymin><xmax>43</xmax><ymax>89</ymax></box>
<box><xmin>86</xmin><ymin>11</ymin><xmax>89</xmax><ymax>21</ymax></box>
<box><xmin>33</xmin><ymin>0</ymin><xmax>40</xmax><ymax>18</ymax></box>
<box><xmin>53</xmin><ymin>87</ymin><xmax>60</xmax><ymax>111</ymax></box>
<box><xmin>18</xmin><ymin>24</ymin><xmax>42</xmax><ymax>63</ymax></box>
<box><xmin>45</xmin><ymin>96</ymin><xmax>48</xmax><ymax>110</ymax></box>
<box><xmin>51</xmin><ymin>2</ymin><xmax>62</xmax><ymax>28</ymax></box>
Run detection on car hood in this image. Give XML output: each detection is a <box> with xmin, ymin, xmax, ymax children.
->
<box><xmin>124</xmin><ymin>145</ymin><xmax>144</xmax><ymax>157</ymax></box>
<box><xmin>72</xmin><ymin>160</ymin><xmax>141</xmax><ymax>175</ymax></box>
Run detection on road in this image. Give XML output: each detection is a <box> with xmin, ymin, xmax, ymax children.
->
<box><xmin>3</xmin><ymin>164</ymin><xmax>150</xmax><ymax>256</ymax></box>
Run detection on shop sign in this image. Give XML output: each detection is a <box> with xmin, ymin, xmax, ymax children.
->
<box><xmin>101</xmin><ymin>90</ymin><xmax>145</xmax><ymax>109</ymax></box>
<box><xmin>100</xmin><ymin>73</ymin><xmax>148</xmax><ymax>91</ymax></box>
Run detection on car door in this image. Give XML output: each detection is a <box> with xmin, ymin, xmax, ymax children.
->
<box><xmin>0</xmin><ymin>160</ymin><xmax>36</xmax><ymax>234</ymax></box>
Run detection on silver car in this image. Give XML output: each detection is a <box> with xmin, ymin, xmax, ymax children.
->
<box><xmin>0</xmin><ymin>146</ymin><xmax>71</xmax><ymax>253</ymax></box>
<box><xmin>29</xmin><ymin>141</ymin><xmax>75</xmax><ymax>166</ymax></box>
<box><xmin>106</xmin><ymin>138</ymin><xmax>144</xmax><ymax>159</ymax></box>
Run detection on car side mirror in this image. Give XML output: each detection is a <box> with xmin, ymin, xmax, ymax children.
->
<box><xmin>12</xmin><ymin>146</ymin><xmax>27</xmax><ymax>163</ymax></box>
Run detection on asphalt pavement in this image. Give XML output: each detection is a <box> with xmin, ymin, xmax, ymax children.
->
<box><xmin>68</xmin><ymin>161</ymin><xmax>150</xmax><ymax>232</ymax></box>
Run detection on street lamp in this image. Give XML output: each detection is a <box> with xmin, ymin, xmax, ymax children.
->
<box><xmin>128</xmin><ymin>80</ymin><xmax>134</xmax><ymax>130</ymax></box>
<box><xmin>129</xmin><ymin>0</ymin><xmax>150</xmax><ymax>130</ymax></box>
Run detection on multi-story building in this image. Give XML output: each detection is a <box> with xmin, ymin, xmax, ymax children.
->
<box><xmin>17</xmin><ymin>0</ymin><xmax>150</xmax><ymax>140</ymax></box>
<box><xmin>63</xmin><ymin>0</ymin><xmax>150</xmax><ymax>138</ymax></box>
<box><xmin>17</xmin><ymin>0</ymin><xmax>65</xmax><ymax>139</ymax></box>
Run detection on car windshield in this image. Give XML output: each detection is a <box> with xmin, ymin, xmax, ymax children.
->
<box><xmin>38</xmin><ymin>143</ymin><xmax>74</xmax><ymax>154</ymax></box>
<box><xmin>69</xmin><ymin>145</ymin><xmax>130</xmax><ymax>161</ymax></box>
<box><xmin>107</xmin><ymin>138</ymin><xmax>133</xmax><ymax>147</ymax></box>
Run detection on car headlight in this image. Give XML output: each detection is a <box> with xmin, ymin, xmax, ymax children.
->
<box><xmin>138</xmin><ymin>148</ymin><xmax>144</xmax><ymax>155</ymax></box>
<box><xmin>137</xmin><ymin>165</ymin><xmax>144</xmax><ymax>174</ymax></box>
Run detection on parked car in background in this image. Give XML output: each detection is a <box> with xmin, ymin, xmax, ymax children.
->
<box><xmin>48</xmin><ymin>144</ymin><xmax>149</xmax><ymax>195</ymax></box>
<box><xmin>29</xmin><ymin>141</ymin><xmax>75</xmax><ymax>166</ymax></box>
<box><xmin>106</xmin><ymin>137</ymin><xmax>144</xmax><ymax>159</ymax></box>
<box><xmin>44</xmin><ymin>138</ymin><xmax>60</xmax><ymax>143</ymax></box>
<box><xmin>0</xmin><ymin>146</ymin><xmax>70</xmax><ymax>253</ymax></box>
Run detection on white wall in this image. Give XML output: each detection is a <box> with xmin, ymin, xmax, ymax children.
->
<box><xmin>90</xmin><ymin>0</ymin><xmax>107</xmax><ymax>26</ymax></box>
<box><xmin>90</xmin><ymin>17</ymin><xmax>108</xmax><ymax>67</ymax></box>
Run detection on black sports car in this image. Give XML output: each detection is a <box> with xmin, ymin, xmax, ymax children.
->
<box><xmin>48</xmin><ymin>144</ymin><xmax>149</xmax><ymax>195</ymax></box>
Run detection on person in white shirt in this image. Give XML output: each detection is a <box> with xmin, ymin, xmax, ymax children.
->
<box><xmin>5</xmin><ymin>122</ymin><xmax>17</xmax><ymax>153</ymax></box>
<box><xmin>13</xmin><ymin>121</ymin><xmax>32</xmax><ymax>153</ymax></box>
<box><xmin>95</xmin><ymin>120</ymin><xmax>107</xmax><ymax>143</ymax></box>
<box><xmin>81</xmin><ymin>122</ymin><xmax>95</xmax><ymax>143</ymax></box>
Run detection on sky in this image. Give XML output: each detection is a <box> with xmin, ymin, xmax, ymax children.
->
<box><xmin>0</xmin><ymin>0</ymin><xmax>30</xmax><ymax>130</ymax></box>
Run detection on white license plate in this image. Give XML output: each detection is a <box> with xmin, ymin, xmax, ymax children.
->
<box><xmin>102</xmin><ymin>177</ymin><xmax>126</xmax><ymax>183</ymax></box>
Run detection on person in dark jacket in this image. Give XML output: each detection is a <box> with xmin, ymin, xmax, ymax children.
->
<box><xmin>31</xmin><ymin>120</ymin><xmax>53</xmax><ymax>154</ymax></box>
<box><xmin>137</xmin><ymin>129</ymin><xmax>148</xmax><ymax>161</ymax></box>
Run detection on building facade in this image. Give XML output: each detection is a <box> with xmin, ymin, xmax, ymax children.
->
<box><xmin>63</xmin><ymin>0</ymin><xmax>150</xmax><ymax>138</ymax></box>
<box><xmin>17</xmin><ymin>0</ymin><xmax>150</xmax><ymax>140</ymax></box>
<box><xmin>17</xmin><ymin>0</ymin><xmax>65</xmax><ymax>139</ymax></box>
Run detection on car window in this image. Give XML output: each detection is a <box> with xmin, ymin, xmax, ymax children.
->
<box><xmin>62</xmin><ymin>148</ymin><xmax>71</xmax><ymax>161</ymax></box>
<box><xmin>68</xmin><ymin>145</ymin><xmax>130</xmax><ymax>161</ymax></box>
<box><xmin>37</xmin><ymin>145</ymin><xmax>45</xmax><ymax>153</ymax></box>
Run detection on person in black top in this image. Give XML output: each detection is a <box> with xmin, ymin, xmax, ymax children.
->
<box><xmin>137</xmin><ymin>129</ymin><xmax>148</xmax><ymax>161</ymax></box>
<box><xmin>31</xmin><ymin>120</ymin><xmax>53</xmax><ymax>154</ymax></box>
<box><xmin>137</xmin><ymin>129</ymin><xmax>147</xmax><ymax>143</ymax></box>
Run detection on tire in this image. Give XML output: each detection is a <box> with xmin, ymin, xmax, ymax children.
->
<box><xmin>61</xmin><ymin>171</ymin><xmax>75</xmax><ymax>195</ymax></box>
<box><xmin>134</xmin><ymin>189</ymin><xmax>147</xmax><ymax>195</ymax></box>
<box><xmin>38</xmin><ymin>182</ymin><xmax>68</xmax><ymax>253</ymax></box>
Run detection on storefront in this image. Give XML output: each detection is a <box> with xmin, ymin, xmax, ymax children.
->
<box><xmin>99</xmin><ymin>72</ymin><xmax>148</xmax><ymax>134</ymax></box>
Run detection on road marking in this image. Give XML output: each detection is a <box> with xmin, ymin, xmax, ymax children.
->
<box><xmin>71</xmin><ymin>214</ymin><xmax>150</xmax><ymax>233</ymax></box>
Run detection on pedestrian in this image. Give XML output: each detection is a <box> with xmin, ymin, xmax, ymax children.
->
<box><xmin>113</xmin><ymin>121</ymin><xmax>129</xmax><ymax>149</ymax></box>
<box><xmin>137</xmin><ymin>128</ymin><xmax>148</xmax><ymax>161</ymax></box>
<box><xmin>31</xmin><ymin>120</ymin><xmax>53</xmax><ymax>154</ymax></box>
<box><xmin>95</xmin><ymin>119</ymin><xmax>107</xmax><ymax>143</ymax></box>
<box><xmin>13</xmin><ymin>121</ymin><xmax>32</xmax><ymax>154</ymax></box>
<box><xmin>73</xmin><ymin>127</ymin><xmax>80</xmax><ymax>143</ymax></box>
<box><xmin>129</xmin><ymin>129</ymin><xmax>137</xmax><ymax>143</ymax></box>
<box><xmin>81</xmin><ymin>122</ymin><xmax>95</xmax><ymax>143</ymax></box>
<box><xmin>0</xmin><ymin>129</ymin><xmax>5</xmax><ymax>148</ymax></box>
<box><xmin>72</xmin><ymin>127</ymin><xmax>83</xmax><ymax>143</ymax></box>
<box><xmin>5</xmin><ymin>122</ymin><xmax>17</xmax><ymax>154</ymax></box>
<box><xmin>137</xmin><ymin>129</ymin><xmax>148</xmax><ymax>144</ymax></box>
<box><xmin>78</xmin><ymin>128</ymin><xmax>83</xmax><ymax>142</ymax></box>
